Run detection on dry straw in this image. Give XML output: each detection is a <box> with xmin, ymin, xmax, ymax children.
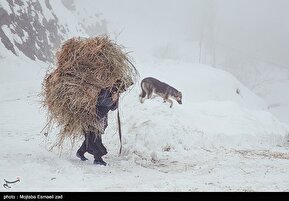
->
<box><xmin>41</xmin><ymin>35</ymin><xmax>138</xmax><ymax>148</ymax></box>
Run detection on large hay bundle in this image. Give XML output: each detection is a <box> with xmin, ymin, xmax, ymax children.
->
<box><xmin>42</xmin><ymin>35</ymin><xmax>137</xmax><ymax>147</ymax></box>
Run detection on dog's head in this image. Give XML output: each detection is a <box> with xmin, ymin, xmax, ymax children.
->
<box><xmin>175</xmin><ymin>91</ymin><xmax>182</xmax><ymax>104</ymax></box>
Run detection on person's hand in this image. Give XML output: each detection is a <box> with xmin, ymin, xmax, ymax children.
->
<box><xmin>112</xmin><ymin>92</ymin><xmax>119</xmax><ymax>102</ymax></box>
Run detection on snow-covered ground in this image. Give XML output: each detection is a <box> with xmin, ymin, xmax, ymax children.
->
<box><xmin>1</xmin><ymin>0</ymin><xmax>289</xmax><ymax>193</ymax></box>
<box><xmin>1</xmin><ymin>55</ymin><xmax>289</xmax><ymax>192</ymax></box>
<box><xmin>217</xmin><ymin>60</ymin><xmax>289</xmax><ymax>128</ymax></box>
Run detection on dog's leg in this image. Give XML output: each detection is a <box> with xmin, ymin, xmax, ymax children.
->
<box><xmin>140</xmin><ymin>90</ymin><xmax>147</xmax><ymax>99</ymax></box>
<box><xmin>166</xmin><ymin>99</ymin><xmax>173</xmax><ymax>108</ymax></box>
<box><xmin>147</xmin><ymin>89</ymin><xmax>153</xmax><ymax>99</ymax></box>
<box><xmin>139</xmin><ymin>89</ymin><xmax>146</xmax><ymax>104</ymax></box>
<box><xmin>139</xmin><ymin>96</ymin><xmax>144</xmax><ymax>103</ymax></box>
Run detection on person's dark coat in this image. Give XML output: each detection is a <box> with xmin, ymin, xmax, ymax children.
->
<box><xmin>96</xmin><ymin>88</ymin><xmax>118</xmax><ymax>119</ymax></box>
<box><xmin>77</xmin><ymin>88</ymin><xmax>119</xmax><ymax>162</ymax></box>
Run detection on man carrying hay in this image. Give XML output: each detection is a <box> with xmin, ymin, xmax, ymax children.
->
<box><xmin>42</xmin><ymin>36</ymin><xmax>138</xmax><ymax>165</ymax></box>
<box><xmin>76</xmin><ymin>83</ymin><xmax>121</xmax><ymax>166</ymax></box>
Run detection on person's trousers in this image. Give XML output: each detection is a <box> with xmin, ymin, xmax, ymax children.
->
<box><xmin>78</xmin><ymin>131</ymin><xmax>107</xmax><ymax>159</ymax></box>
<box><xmin>78</xmin><ymin>116</ymin><xmax>108</xmax><ymax>159</ymax></box>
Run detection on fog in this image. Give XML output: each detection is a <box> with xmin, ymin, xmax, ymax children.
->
<box><xmin>81</xmin><ymin>0</ymin><xmax>197</xmax><ymax>39</ymax></box>
<box><xmin>214</xmin><ymin>0</ymin><xmax>289</xmax><ymax>68</ymax></box>
<box><xmin>71</xmin><ymin>0</ymin><xmax>289</xmax><ymax>69</ymax></box>
<box><xmin>2</xmin><ymin>0</ymin><xmax>289</xmax><ymax>192</ymax></box>
<box><xmin>71</xmin><ymin>0</ymin><xmax>201</xmax><ymax>60</ymax></box>
<box><xmin>70</xmin><ymin>0</ymin><xmax>289</xmax><ymax>124</ymax></box>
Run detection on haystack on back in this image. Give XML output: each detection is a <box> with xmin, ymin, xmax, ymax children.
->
<box><xmin>42</xmin><ymin>35</ymin><xmax>137</xmax><ymax>146</ymax></box>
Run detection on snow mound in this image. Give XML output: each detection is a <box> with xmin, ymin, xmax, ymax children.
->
<box><xmin>104</xmin><ymin>61</ymin><xmax>289</xmax><ymax>162</ymax></box>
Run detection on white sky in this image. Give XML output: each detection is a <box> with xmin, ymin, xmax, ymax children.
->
<box><xmin>215</xmin><ymin>0</ymin><xmax>289</xmax><ymax>67</ymax></box>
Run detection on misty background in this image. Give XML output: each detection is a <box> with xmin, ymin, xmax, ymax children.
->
<box><xmin>65</xmin><ymin>0</ymin><xmax>289</xmax><ymax>124</ymax></box>
<box><xmin>69</xmin><ymin>0</ymin><xmax>289</xmax><ymax>67</ymax></box>
<box><xmin>1</xmin><ymin>0</ymin><xmax>289</xmax><ymax>191</ymax></box>
<box><xmin>1</xmin><ymin>0</ymin><xmax>289</xmax><ymax>124</ymax></box>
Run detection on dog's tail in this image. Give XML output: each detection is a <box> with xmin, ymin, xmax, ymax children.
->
<box><xmin>139</xmin><ymin>79</ymin><xmax>147</xmax><ymax>100</ymax></box>
<box><xmin>140</xmin><ymin>79</ymin><xmax>145</xmax><ymax>90</ymax></box>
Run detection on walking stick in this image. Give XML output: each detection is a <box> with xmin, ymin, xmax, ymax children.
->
<box><xmin>117</xmin><ymin>108</ymin><xmax>122</xmax><ymax>156</ymax></box>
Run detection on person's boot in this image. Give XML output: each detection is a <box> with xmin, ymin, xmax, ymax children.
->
<box><xmin>93</xmin><ymin>157</ymin><xmax>107</xmax><ymax>166</ymax></box>
<box><xmin>76</xmin><ymin>150</ymin><xmax>88</xmax><ymax>161</ymax></box>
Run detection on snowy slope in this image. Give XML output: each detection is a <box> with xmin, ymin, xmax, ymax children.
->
<box><xmin>1</xmin><ymin>57</ymin><xmax>289</xmax><ymax>191</ymax></box>
<box><xmin>218</xmin><ymin>61</ymin><xmax>289</xmax><ymax>127</ymax></box>
<box><xmin>110</xmin><ymin>60</ymin><xmax>289</xmax><ymax>163</ymax></box>
<box><xmin>1</xmin><ymin>0</ymin><xmax>289</xmax><ymax>192</ymax></box>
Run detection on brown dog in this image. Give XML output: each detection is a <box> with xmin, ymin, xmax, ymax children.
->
<box><xmin>139</xmin><ymin>77</ymin><xmax>182</xmax><ymax>108</ymax></box>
